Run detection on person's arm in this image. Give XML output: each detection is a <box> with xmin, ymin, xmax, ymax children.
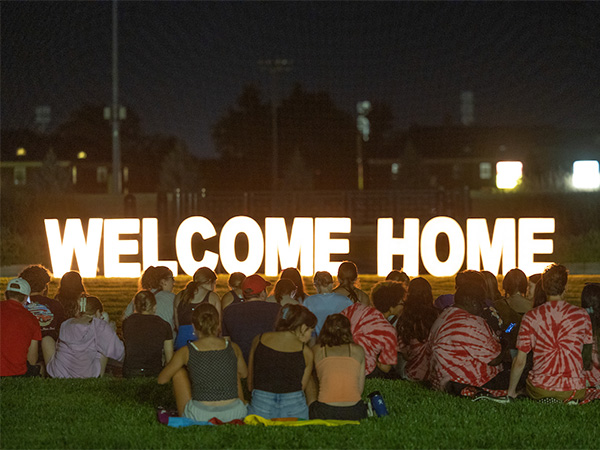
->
<box><xmin>158</xmin><ymin>346</ymin><xmax>189</xmax><ymax>384</ymax></box>
<box><xmin>359</xmin><ymin>290</ymin><xmax>370</xmax><ymax>306</ymax></box>
<box><xmin>27</xmin><ymin>340</ymin><xmax>39</xmax><ymax>366</ymax></box>
<box><xmin>246</xmin><ymin>335</ymin><xmax>261</xmax><ymax>392</ymax></box>
<box><xmin>355</xmin><ymin>345</ymin><xmax>366</xmax><ymax>394</ymax></box>
<box><xmin>507</xmin><ymin>349</ymin><xmax>527</xmax><ymax>398</ymax></box>
<box><xmin>232</xmin><ymin>342</ymin><xmax>248</xmax><ymax>403</ymax></box>
<box><xmin>209</xmin><ymin>292</ymin><xmax>222</xmax><ymax>319</ymax></box>
<box><xmin>301</xmin><ymin>345</ymin><xmax>314</xmax><ymax>390</ymax></box>
<box><xmin>163</xmin><ymin>339</ymin><xmax>174</xmax><ymax>364</ymax></box>
<box><xmin>221</xmin><ymin>292</ymin><xmax>233</xmax><ymax>310</ymax></box>
<box><xmin>583</xmin><ymin>343</ymin><xmax>593</xmax><ymax>371</ymax></box>
<box><xmin>173</xmin><ymin>292</ymin><xmax>181</xmax><ymax>331</ymax></box>
<box><xmin>121</xmin><ymin>299</ymin><xmax>135</xmax><ymax>322</ymax></box>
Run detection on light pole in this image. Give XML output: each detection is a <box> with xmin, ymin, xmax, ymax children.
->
<box><xmin>258</xmin><ymin>59</ymin><xmax>292</xmax><ymax>191</ymax></box>
<box><xmin>111</xmin><ymin>0</ymin><xmax>121</xmax><ymax>194</ymax></box>
<box><xmin>356</xmin><ymin>101</ymin><xmax>371</xmax><ymax>191</ymax></box>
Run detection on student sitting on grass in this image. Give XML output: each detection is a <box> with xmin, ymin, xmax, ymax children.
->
<box><xmin>267</xmin><ymin>267</ymin><xmax>308</xmax><ymax>304</ymax></box>
<box><xmin>310</xmin><ymin>314</ymin><xmax>367</xmax><ymax>420</ymax></box>
<box><xmin>334</xmin><ymin>261</ymin><xmax>370</xmax><ymax>306</ymax></box>
<box><xmin>396</xmin><ymin>277</ymin><xmax>438</xmax><ymax>381</ymax></box>
<box><xmin>272</xmin><ymin>279</ymin><xmax>301</xmax><ymax>307</ymax></box>
<box><xmin>122</xmin><ymin>290</ymin><xmax>174</xmax><ymax>378</ymax></box>
<box><xmin>429</xmin><ymin>282</ymin><xmax>509</xmax><ymax>396</ymax></box>
<box><xmin>507</xmin><ymin>264</ymin><xmax>593</xmax><ymax>401</ymax></box>
<box><xmin>123</xmin><ymin>266</ymin><xmax>176</xmax><ymax>336</ymax></box>
<box><xmin>303</xmin><ymin>271</ymin><xmax>353</xmax><ymax>336</ymax></box>
<box><xmin>342</xmin><ymin>281</ymin><xmax>403</xmax><ymax>378</ymax></box>
<box><xmin>47</xmin><ymin>296</ymin><xmax>124</xmax><ymax>378</ymax></box>
<box><xmin>173</xmin><ymin>267</ymin><xmax>221</xmax><ymax>350</ymax></box>
<box><xmin>220</xmin><ymin>272</ymin><xmax>246</xmax><ymax>310</ymax></box>
<box><xmin>158</xmin><ymin>303</ymin><xmax>248</xmax><ymax>421</ymax></box>
<box><xmin>581</xmin><ymin>283</ymin><xmax>600</xmax><ymax>388</ymax></box>
<box><xmin>55</xmin><ymin>271</ymin><xmax>88</xmax><ymax>319</ymax></box>
<box><xmin>247</xmin><ymin>304</ymin><xmax>316</xmax><ymax>419</ymax></box>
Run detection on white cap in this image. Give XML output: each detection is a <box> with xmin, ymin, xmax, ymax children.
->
<box><xmin>6</xmin><ymin>278</ymin><xmax>31</xmax><ymax>296</ymax></box>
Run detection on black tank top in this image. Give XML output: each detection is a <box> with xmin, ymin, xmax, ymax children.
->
<box><xmin>177</xmin><ymin>291</ymin><xmax>211</xmax><ymax>326</ymax></box>
<box><xmin>252</xmin><ymin>335</ymin><xmax>305</xmax><ymax>393</ymax></box>
<box><xmin>229</xmin><ymin>290</ymin><xmax>243</xmax><ymax>305</ymax></box>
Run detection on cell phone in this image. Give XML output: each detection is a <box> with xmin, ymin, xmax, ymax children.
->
<box><xmin>505</xmin><ymin>322</ymin><xmax>516</xmax><ymax>333</ymax></box>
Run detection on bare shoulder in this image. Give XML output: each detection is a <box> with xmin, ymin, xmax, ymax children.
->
<box><xmin>209</xmin><ymin>291</ymin><xmax>221</xmax><ymax>303</ymax></box>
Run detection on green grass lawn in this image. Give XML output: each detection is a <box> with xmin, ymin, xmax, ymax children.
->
<box><xmin>1</xmin><ymin>274</ymin><xmax>599</xmax><ymax>449</ymax></box>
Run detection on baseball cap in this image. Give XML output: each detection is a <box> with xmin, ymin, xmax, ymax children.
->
<box><xmin>6</xmin><ymin>278</ymin><xmax>31</xmax><ymax>296</ymax></box>
<box><xmin>242</xmin><ymin>274</ymin><xmax>271</xmax><ymax>297</ymax></box>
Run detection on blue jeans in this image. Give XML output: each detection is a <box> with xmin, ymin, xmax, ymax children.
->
<box><xmin>248</xmin><ymin>389</ymin><xmax>308</xmax><ymax>420</ymax></box>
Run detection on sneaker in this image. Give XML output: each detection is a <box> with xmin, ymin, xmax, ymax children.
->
<box><xmin>472</xmin><ymin>393</ymin><xmax>510</xmax><ymax>403</ymax></box>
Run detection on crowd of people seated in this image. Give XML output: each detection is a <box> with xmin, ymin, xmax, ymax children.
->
<box><xmin>1</xmin><ymin>261</ymin><xmax>599</xmax><ymax>422</ymax></box>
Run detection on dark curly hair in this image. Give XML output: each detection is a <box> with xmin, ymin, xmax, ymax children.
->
<box><xmin>318</xmin><ymin>314</ymin><xmax>354</xmax><ymax>347</ymax></box>
<box><xmin>18</xmin><ymin>264</ymin><xmax>51</xmax><ymax>293</ymax></box>
<box><xmin>396</xmin><ymin>277</ymin><xmax>438</xmax><ymax>344</ymax></box>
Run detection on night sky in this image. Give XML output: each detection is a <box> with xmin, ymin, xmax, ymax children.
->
<box><xmin>2</xmin><ymin>1</ymin><xmax>599</xmax><ymax>159</ymax></box>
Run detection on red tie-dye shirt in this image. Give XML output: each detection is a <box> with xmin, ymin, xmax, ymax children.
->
<box><xmin>517</xmin><ymin>300</ymin><xmax>593</xmax><ymax>392</ymax></box>
<box><xmin>428</xmin><ymin>307</ymin><xmax>501</xmax><ymax>390</ymax></box>
<box><xmin>398</xmin><ymin>337</ymin><xmax>431</xmax><ymax>381</ymax></box>
<box><xmin>341</xmin><ymin>303</ymin><xmax>397</xmax><ymax>375</ymax></box>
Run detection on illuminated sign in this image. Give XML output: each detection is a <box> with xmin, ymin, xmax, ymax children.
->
<box><xmin>45</xmin><ymin>216</ymin><xmax>555</xmax><ymax>278</ymax></box>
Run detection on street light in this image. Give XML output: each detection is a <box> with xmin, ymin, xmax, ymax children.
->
<box><xmin>356</xmin><ymin>101</ymin><xmax>371</xmax><ymax>190</ymax></box>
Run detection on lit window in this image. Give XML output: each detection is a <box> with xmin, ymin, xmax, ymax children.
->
<box><xmin>123</xmin><ymin>166</ymin><xmax>129</xmax><ymax>184</ymax></box>
<box><xmin>391</xmin><ymin>163</ymin><xmax>399</xmax><ymax>175</ymax></box>
<box><xmin>14</xmin><ymin>166</ymin><xmax>26</xmax><ymax>185</ymax></box>
<box><xmin>97</xmin><ymin>166</ymin><xmax>108</xmax><ymax>183</ymax></box>
<box><xmin>496</xmin><ymin>161</ymin><xmax>522</xmax><ymax>189</ymax></box>
<box><xmin>479</xmin><ymin>162</ymin><xmax>492</xmax><ymax>180</ymax></box>
<box><xmin>77</xmin><ymin>151</ymin><xmax>87</xmax><ymax>159</ymax></box>
<box><xmin>16</xmin><ymin>148</ymin><xmax>26</xmax><ymax>156</ymax></box>
<box><xmin>72</xmin><ymin>166</ymin><xmax>77</xmax><ymax>185</ymax></box>
<box><xmin>572</xmin><ymin>160</ymin><xmax>600</xmax><ymax>190</ymax></box>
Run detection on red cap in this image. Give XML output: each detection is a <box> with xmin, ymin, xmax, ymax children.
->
<box><xmin>242</xmin><ymin>274</ymin><xmax>271</xmax><ymax>297</ymax></box>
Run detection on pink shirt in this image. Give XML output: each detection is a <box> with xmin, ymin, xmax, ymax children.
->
<box><xmin>47</xmin><ymin>317</ymin><xmax>124</xmax><ymax>378</ymax></box>
<box><xmin>398</xmin><ymin>337</ymin><xmax>430</xmax><ymax>381</ymax></box>
<box><xmin>517</xmin><ymin>301</ymin><xmax>593</xmax><ymax>392</ymax></box>
<box><xmin>428</xmin><ymin>307</ymin><xmax>501</xmax><ymax>390</ymax></box>
<box><xmin>341</xmin><ymin>303</ymin><xmax>397</xmax><ymax>375</ymax></box>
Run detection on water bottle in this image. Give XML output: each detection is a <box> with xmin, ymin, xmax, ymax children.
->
<box><xmin>368</xmin><ymin>391</ymin><xmax>389</xmax><ymax>417</ymax></box>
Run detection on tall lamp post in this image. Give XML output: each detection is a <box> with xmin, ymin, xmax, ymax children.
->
<box><xmin>258</xmin><ymin>59</ymin><xmax>292</xmax><ymax>191</ymax></box>
<box><xmin>111</xmin><ymin>0</ymin><xmax>122</xmax><ymax>194</ymax></box>
<box><xmin>356</xmin><ymin>101</ymin><xmax>371</xmax><ymax>191</ymax></box>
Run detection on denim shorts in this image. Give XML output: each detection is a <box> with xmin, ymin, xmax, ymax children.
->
<box><xmin>248</xmin><ymin>389</ymin><xmax>308</xmax><ymax>420</ymax></box>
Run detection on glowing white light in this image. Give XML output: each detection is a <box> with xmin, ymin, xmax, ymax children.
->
<box><xmin>466</xmin><ymin>218</ymin><xmax>516</xmax><ymax>275</ymax></box>
<box><xmin>175</xmin><ymin>216</ymin><xmax>219</xmax><ymax>276</ymax></box>
<box><xmin>142</xmin><ymin>218</ymin><xmax>178</xmax><ymax>275</ymax></box>
<box><xmin>496</xmin><ymin>161</ymin><xmax>523</xmax><ymax>189</ymax></box>
<box><xmin>518</xmin><ymin>218</ymin><xmax>555</xmax><ymax>276</ymax></box>
<box><xmin>377</xmin><ymin>218</ymin><xmax>420</xmax><ymax>277</ymax></box>
<box><xmin>265</xmin><ymin>218</ymin><xmax>314</xmax><ymax>277</ymax></box>
<box><xmin>103</xmin><ymin>219</ymin><xmax>141</xmax><ymax>278</ymax></box>
<box><xmin>572</xmin><ymin>160</ymin><xmax>600</xmax><ymax>190</ymax></box>
<box><xmin>314</xmin><ymin>218</ymin><xmax>351</xmax><ymax>274</ymax></box>
<box><xmin>420</xmin><ymin>217</ymin><xmax>465</xmax><ymax>277</ymax></box>
<box><xmin>45</xmin><ymin>218</ymin><xmax>103</xmax><ymax>278</ymax></box>
<box><xmin>219</xmin><ymin>216</ymin><xmax>264</xmax><ymax>275</ymax></box>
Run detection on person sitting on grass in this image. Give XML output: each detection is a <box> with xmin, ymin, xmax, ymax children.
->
<box><xmin>158</xmin><ymin>303</ymin><xmax>248</xmax><ymax>421</ymax></box>
<box><xmin>123</xmin><ymin>266</ymin><xmax>176</xmax><ymax>336</ymax></box>
<box><xmin>46</xmin><ymin>296</ymin><xmax>124</xmax><ymax>378</ymax></box>
<box><xmin>173</xmin><ymin>267</ymin><xmax>221</xmax><ymax>350</ymax></box>
<box><xmin>19</xmin><ymin>264</ymin><xmax>65</xmax><ymax>370</ymax></box>
<box><xmin>334</xmin><ymin>261</ymin><xmax>370</xmax><ymax>306</ymax></box>
<box><xmin>220</xmin><ymin>272</ymin><xmax>246</xmax><ymax>310</ymax></box>
<box><xmin>396</xmin><ymin>277</ymin><xmax>438</xmax><ymax>381</ymax></box>
<box><xmin>303</xmin><ymin>271</ymin><xmax>353</xmax><ymax>336</ymax></box>
<box><xmin>55</xmin><ymin>271</ymin><xmax>88</xmax><ymax>319</ymax></box>
<box><xmin>247</xmin><ymin>304</ymin><xmax>316</xmax><ymax>420</ymax></box>
<box><xmin>122</xmin><ymin>290</ymin><xmax>174</xmax><ymax>378</ymax></box>
<box><xmin>527</xmin><ymin>273</ymin><xmax>542</xmax><ymax>302</ymax></box>
<box><xmin>581</xmin><ymin>283</ymin><xmax>600</xmax><ymax>388</ymax></box>
<box><xmin>272</xmin><ymin>279</ymin><xmax>301</xmax><ymax>307</ymax></box>
<box><xmin>428</xmin><ymin>282</ymin><xmax>509</xmax><ymax>397</ymax></box>
<box><xmin>309</xmin><ymin>314</ymin><xmax>367</xmax><ymax>420</ymax></box>
<box><xmin>386</xmin><ymin>269</ymin><xmax>410</xmax><ymax>288</ymax></box>
<box><xmin>342</xmin><ymin>281</ymin><xmax>404</xmax><ymax>378</ymax></box>
<box><xmin>267</xmin><ymin>267</ymin><xmax>308</xmax><ymax>304</ymax></box>
<box><xmin>0</xmin><ymin>278</ymin><xmax>41</xmax><ymax>377</ymax></box>
<box><xmin>507</xmin><ymin>264</ymin><xmax>593</xmax><ymax>401</ymax></box>
<box><xmin>221</xmin><ymin>274</ymin><xmax>280</xmax><ymax>363</ymax></box>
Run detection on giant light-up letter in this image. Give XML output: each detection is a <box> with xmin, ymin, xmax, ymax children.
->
<box><xmin>518</xmin><ymin>218</ymin><xmax>555</xmax><ymax>276</ymax></box>
<box><xmin>175</xmin><ymin>216</ymin><xmax>219</xmax><ymax>275</ymax></box>
<box><xmin>377</xmin><ymin>218</ymin><xmax>420</xmax><ymax>277</ymax></box>
<box><xmin>103</xmin><ymin>219</ymin><xmax>141</xmax><ymax>278</ymax></box>
<box><xmin>45</xmin><ymin>218</ymin><xmax>103</xmax><ymax>278</ymax></box>
<box><xmin>420</xmin><ymin>217</ymin><xmax>465</xmax><ymax>277</ymax></box>
<box><xmin>219</xmin><ymin>216</ymin><xmax>264</xmax><ymax>275</ymax></box>
<box><xmin>265</xmin><ymin>217</ymin><xmax>314</xmax><ymax>277</ymax></box>
<box><xmin>466</xmin><ymin>218</ymin><xmax>516</xmax><ymax>275</ymax></box>
<box><xmin>314</xmin><ymin>218</ymin><xmax>351</xmax><ymax>274</ymax></box>
<box><xmin>142</xmin><ymin>218</ymin><xmax>178</xmax><ymax>274</ymax></box>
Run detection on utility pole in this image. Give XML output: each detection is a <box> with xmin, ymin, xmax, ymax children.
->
<box><xmin>258</xmin><ymin>59</ymin><xmax>292</xmax><ymax>191</ymax></box>
<box><xmin>111</xmin><ymin>0</ymin><xmax>122</xmax><ymax>194</ymax></box>
<box><xmin>356</xmin><ymin>101</ymin><xmax>371</xmax><ymax>191</ymax></box>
